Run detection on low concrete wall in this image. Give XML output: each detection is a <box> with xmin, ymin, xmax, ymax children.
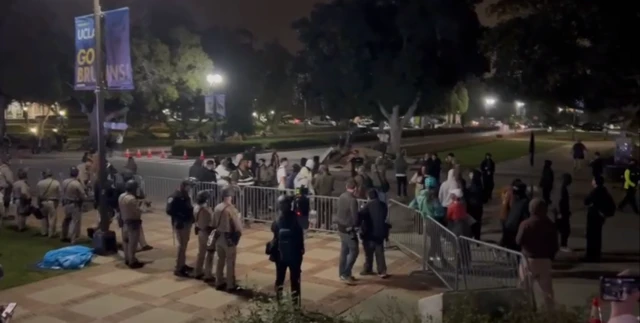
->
<box><xmin>418</xmin><ymin>288</ymin><xmax>531</xmax><ymax>323</ymax></box>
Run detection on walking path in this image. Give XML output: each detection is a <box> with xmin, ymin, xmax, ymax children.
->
<box><xmin>0</xmin><ymin>211</ymin><xmax>441</xmax><ymax>323</ymax></box>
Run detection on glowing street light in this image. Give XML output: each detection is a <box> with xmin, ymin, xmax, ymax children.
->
<box><xmin>269</xmin><ymin>110</ymin><xmax>275</xmax><ymax>115</ymax></box>
<box><xmin>59</xmin><ymin>110</ymin><xmax>67</xmax><ymax>117</ymax></box>
<box><xmin>515</xmin><ymin>101</ymin><xmax>525</xmax><ymax>108</ymax></box>
<box><xmin>206</xmin><ymin>73</ymin><xmax>223</xmax><ymax>85</ymax></box>
<box><xmin>484</xmin><ymin>96</ymin><xmax>497</xmax><ymax>109</ymax></box>
<box><xmin>29</xmin><ymin>127</ymin><xmax>37</xmax><ymax>134</ymax></box>
<box><xmin>252</xmin><ymin>112</ymin><xmax>258</xmax><ymax>118</ymax></box>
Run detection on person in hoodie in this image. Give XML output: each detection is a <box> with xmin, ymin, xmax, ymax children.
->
<box><xmin>516</xmin><ymin>198</ymin><xmax>558</xmax><ymax>308</ymax></box>
<box><xmin>554</xmin><ymin>173</ymin><xmax>573</xmax><ymax>252</ymax></box>
<box><xmin>357</xmin><ymin>189</ymin><xmax>389</xmax><ymax>278</ymax></box>
<box><xmin>583</xmin><ymin>175</ymin><xmax>616</xmax><ymax>262</ymax></box>
<box><xmin>215</xmin><ymin>158</ymin><xmax>232</xmax><ymax>187</ymax></box>
<box><xmin>188</xmin><ymin>159</ymin><xmax>205</xmax><ymax>181</ymax></box>
<box><xmin>466</xmin><ymin>169</ymin><xmax>484</xmax><ymax>240</ymax></box>
<box><xmin>294</xmin><ymin>159</ymin><xmax>315</xmax><ymax>195</ymax></box>
<box><xmin>539</xmin><ymin>160</ymin><xmax>554</xmax><ymax>205</ymax></box>
<box><xmin>438</xmin><ymin>169</ymin><xmax>460</xmax><ymax>214</ymax></box>
<box><xmin>409</xmin><ymin>183</ymin><xmax>451</xmax><ymax>268</ymax></box>
<box><xmin>276</xmin><ymin>158</ymin><xmax>288</xmax><ymax>190</ymax></box>
<box><xmin>480</xmin><ymin>153</ymin><xmax>495</xmax><ymax>202</ymax></box>
<box><xmin>394</xmin><ymin>150</ymin><xmax>409</xmax><ymax>198</ymax></box>
<box><xmin>502</xmin><ymin>181</ymin><xmax>530</xmax><ymax>251</ymax></box>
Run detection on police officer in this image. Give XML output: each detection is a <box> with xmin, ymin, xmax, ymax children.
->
<box><xmin>118</xmin><ymin>180</ymin><xmax>144</xmax><ymax>269</ymax></box>
<box><xmin>166</xmin><ymin>179</ymin><xmax>195</xmax><ymax>277</ymax></box>
<box><xmin>193</xmin><ymin>190</ymin><xmax>214</xmax><ymax>281</ymax></box>
<box><xmin>13</xmin><ymin>168</ymin><xmax>32</xmax><ymax>232</ymax></box>
<box><xmin>36</xmin><ymin>169</ymin><xmax>61</xmax><ymax>237</ymax></box>
<box><xmin>61</xmin><ymin>167</ymin><xmax>88</xmax><ymax>243</ymax></box>
<box><xmin>212</xmin><ymin>187</ymin><xmax>242</xmax><ymax>291</ymax></box>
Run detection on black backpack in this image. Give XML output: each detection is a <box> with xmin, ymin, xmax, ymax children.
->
<box><xmin>278</xmin><ymin>226</ymin><xmax>294</xmax><ymax>264</ymax></box>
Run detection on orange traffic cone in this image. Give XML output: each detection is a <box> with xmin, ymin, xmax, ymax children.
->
<box><xmin>182</xmin><ymin>149</ymin><xmax>188</xmax><ymax>160</ymax></box>
<box><xmin>160</xmin><ymin>150</ymin><xmax>167</xmax><ymax>159</ymax></box>
<box><xmin>199</xmin><ymin>150</ymin><xmax>205</xmax><ymax>161</ymax></box>
<box><xmin>147</xmin><ymin>148</ymin><xmax>152</xmax><ymax>158</ymax></box>
<box><xmin>124</xmin><ymin>149</ymin><xmax>131</xmax><ymax>158</ymax></box>
<box><xmin>135</xmin><ymin>149</ymin><xmax>142</xmax><ymax>158</ymax></box>
<box><xmin>589</xmin><ymin>297</ymin><xmax>602</xmax><ymax>323</ymax></box>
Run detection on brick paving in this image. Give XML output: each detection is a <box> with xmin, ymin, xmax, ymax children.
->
<box><xmin>0</xmin><ymin>209</ymin><xmax>442</xmax><ymax>323</ymax></box>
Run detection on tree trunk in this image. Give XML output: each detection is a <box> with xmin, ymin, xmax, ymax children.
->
<box><xmin>378</xmin><ymin>95</ymin><xmax>421</xmax><ymax>157</ymax></box>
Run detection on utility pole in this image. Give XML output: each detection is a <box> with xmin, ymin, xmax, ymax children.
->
<box><xmin>93</xmin><ymin>0</ymin><xmax>110</xmax><ymax>240</ymax></box>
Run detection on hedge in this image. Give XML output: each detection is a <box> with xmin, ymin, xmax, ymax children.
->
<box><xmin>173</xmin><ymin>126</ymin><xmax>499</xmax><ymax>157</ymax></box>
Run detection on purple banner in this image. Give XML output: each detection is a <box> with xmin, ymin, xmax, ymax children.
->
<box><xmin>104</xmin><ymin>7</ymin><xmax>134</xmax><ymax>90</ymax></box>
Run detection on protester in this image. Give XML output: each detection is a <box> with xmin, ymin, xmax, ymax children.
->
<box><xmin>270</xmin><ymin>151</ymin><xmax>281</xmax><ymax>172</ymax></box>
<box><xmin>516</xmin><ymin>198</ymin><xmax>558</xmax><ymax>308</ymax></box>
<box><xmin>438</xmin><ymin>169</ymin><xmax>460</xmax><ymax>214</ymax></box>
<box><xmin>313</xmin><ymin>165</ymin><xmax>335</xmax><ymax>196</ymax></box>
<box><xmin>394</xmin><ymin>150</ymin><xmax>409</xmax><ymax>198</ymax></box>
<box><xmin>336</xmin><ymin>179</ymin><xmax>360</xmax><ymax>284</ymax></box>
<box><xmin>125</xmin><ymin>156</ymin><xmax>138</xmax><ymax>175</ymax></box>
<box><xmin>589</xmin><ymin>151</ymin><xmax>604</xmax><ymax>178</ymax></box>
<box><xmin>276</xmin><ymin>158</ymin><xmax>288</xmax><ymax>190</ymax></box>
<box><xmin>354</xmin><ymin>165</ymin><xmax>374</xmax><ymax>199</ymax></box>
<box><xmin>617</xmin><ymin>159</ymin><xmax>639</xmax><ymax>215</ymax></box>
<box><xmin>201</xmin><ymin>160</ymin><xmax>217</xmax><ymax>183</ymax></box>
<box><xmin>445</xmin><ymin>153</ymin><xmax>457</xmax><ymax>172</ymax></box>
<box><xmin>216</xmin><ymin>158</ymin><xmax>232</xmax><ymax>187</ymax></box>
<box><xmin>571</xmin><ymin>139</ymin><xmax>588</xmax><ymax>171</ymax></box>
<box><xmin>355</xmin><ymin>189</ymin><xmax>389</xmax><ymax>278</ymax></box>
<box><xmin>287</xmin><ymin>164</ymin><xmax>301</xmax><ymax>190</ymax></box>
<box><xmin>583</xmin><ymin>175</ymin><xmax>616</xmax><ymax>262</ymax></box>
<box><xmin>410</xmin><ymin>166</ymin><xmax>426</xmax><ymax>197</ymax></box>
<box><xmin>312</xmin><ymin>155</ymin><xmax>320</xmax><ymax>175</ymax></box>
<box><xmin>256</xmin><ymin>158</ymin><xmax>271</xmax><ymax>187</ymax></box>
<box><xmin>502</xmin><ymin>181</ymin><xmax>530</xmax><ymax>251</ymax></box>
<box><xmin>373</xmin><ymin>163</ymin><xmax>390</xmax><ymax>203</ymax></box>
<box><xmin>269</xmin><ymin>195</ymin><xmax>304</xmax><ymax>306</ymax></box>
<box><xmin>480</xmin><ymin>153</ymin><xmax>495</xmax><ymax>202</ymax></box>
<box><xmin>554</xmin><ymin>173</ymin><xmax>573</xmax><ymax>252</ymax></box>
<box><xmin>409</xmin><ymin>185</ymin><xmax>449</xmax><ymax>267</ymax></box>
<box><xmin>539</xmin><ymin>160</ymin><xmax>554</xmax><ymax>205</ymax></box>
<box><xmin>188</xmin><ymin>159</ymin><xmax>204</xmax><ymax>181</ymax></box>
<box><xmin>294</xmin><ymin>159</ymin><xmax>315</xmax><ymax>194</ymax></box>
<box><xmin>446</xmin><ymin>188</ymin><xmax>472</xmax><ymax>268</ymax></box>
<box><xmin>429</xmin><ymin>153</ymin><xmax>442</xmax><ymax>184</ymax></box>
<box><xmin>466</xmin><ymin>169</ymin><xmax>484</xmax><ymax>240</ymax></box>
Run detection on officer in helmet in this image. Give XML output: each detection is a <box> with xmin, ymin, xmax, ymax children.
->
<box><xmin>36</xmin><ymin>168</ymin><xmax>61</xmax><ymax>237</ymax></box>
<box><xmin>118</xmin><ymin>179</ymin><xmax>144</xmax><ymax>269</ymax></box>
<box><xmin>13</xmin><ymin>168</ymin><xmax>32</xmax><ymax>232</ymax></box>
<box><xmin>166</xmin><ymin>178</ymin><xmax>195</xmax><ymax>277</ymax></box>
<box><xmin>61</xmin><ymin>166</ymin><xmax>88</xmax><ymax>243</ymax></box>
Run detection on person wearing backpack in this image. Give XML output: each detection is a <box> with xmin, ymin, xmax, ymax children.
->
<box><xmin>268</xmin><ymin>195</ymin><xmax>305</xmax><ymax>306</ymax></box>
<box><xmin>583</xmin><ymin>175</ymin><xmax>616</xmax><ymax>262</ymax></box>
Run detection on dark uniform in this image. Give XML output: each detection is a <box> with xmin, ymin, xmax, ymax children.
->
<box><xmin>166</xmin><ymin>179</ymin><xmax>195</xmax><ymax>276</ymax></box>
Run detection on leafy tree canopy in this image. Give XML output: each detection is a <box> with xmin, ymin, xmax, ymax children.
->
<box><xmin>485</xmin><ymin>0</ymin><xmax>640</xmax><ymax>110</ymax></box>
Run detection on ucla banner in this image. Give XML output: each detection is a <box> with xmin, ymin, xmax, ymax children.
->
<box><xmin>104</xmin><ymin>8</ymin><xmax>133</xmax><ymax>90</ymax></box>
<box><xmin>74</xmin><ymin>8</ymin><xmax>133</xmax><ymax>91</ymax></box>
<box><xmin>74</xmin><ymin>14</ymin><xmax>96</xmax><ymax>91</ymax></box>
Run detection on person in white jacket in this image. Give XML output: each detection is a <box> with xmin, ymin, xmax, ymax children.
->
<box><xmin>277</xmin><ymin>158</ymin><xmax>289</xmax><ymax>190</ymax></box>
<box><xmin>438</xmin><ymin>169</ymin><xmax>460</xmax><ymax>210</ymax></box>
<box><xmin>294</xmin><ymin>159</ymin><xmax>315</xmax><ymax>194</ymax></box>
<box><xmin>215</xmin><ymin>159</ymin><xmax>232</xmax><ymax>187</ymax></box>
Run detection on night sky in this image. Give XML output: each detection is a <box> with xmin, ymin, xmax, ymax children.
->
<box><xmin>13</xmin><ymin>0</ymin><xmax>496</xmax><ymax>51</ymax></box>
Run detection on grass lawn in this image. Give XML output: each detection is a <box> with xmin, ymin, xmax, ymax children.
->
<box><xmin>448</xmin><ymin>139</ymin><xmax>563</xmax><ymax>167</ymax></box>
<box><xmin>0</xmin><ymin>227</ymin><xmax>79</xmax><ymax>289</ymax></box>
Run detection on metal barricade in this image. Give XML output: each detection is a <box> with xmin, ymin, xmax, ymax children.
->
<box><xmin>141</xmin><ymin>176</ymin><xmax>182</xmax><ymax>205</ymax></box>
<box><xmin>421</xmin><ymin>215</ymin><xmax>462</xmax><ymax>290</ymax></box>
<box><xmin>456</xmin><ymin>236</ymin><xmax>527</xmax><ymax>291</ymax></box>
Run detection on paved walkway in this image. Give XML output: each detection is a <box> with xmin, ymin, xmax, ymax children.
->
<box><xmin>0</xmin><ymin>210</ymin><xmax>441</xmax><ymax>323</ymax></box>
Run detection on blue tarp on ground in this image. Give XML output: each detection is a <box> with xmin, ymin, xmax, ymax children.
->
<box><xmin>36</xmin><ymin>246</ymin><xmax>94</xmax><ymax>270</ymax></box>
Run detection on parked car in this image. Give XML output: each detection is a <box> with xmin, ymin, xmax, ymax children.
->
<box><xmin>306</xmin><ymin>115</ymin><xmax>337</xmax><ymax>127</ymax></box>
<box><xmin>281</xmin><ymin>114</ymin><xmax>301</xmax><ymax>125</ymax></box>
<box><xmin>580</xmin><ymin>122</ymin><xmax>604</xmax><ymax>132</ymax></box>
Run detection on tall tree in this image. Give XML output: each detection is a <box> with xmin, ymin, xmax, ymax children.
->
<box><xmin>485</xmin><ymin>0</ymin><xmax>640</xmax><ymax>109</ymax></box>
<box><xmin>254</xmin><ymin>41</ymin><xmax>295</xmax><ymax>133</ymax></box>
<box><xmin>294</xmin><ymin>0</ymin><xmax>486</xmax><ymax>154</ymax></box>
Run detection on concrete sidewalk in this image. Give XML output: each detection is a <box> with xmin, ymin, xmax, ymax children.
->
<box><xmin>0</xmin><ymin>210</ymin><xmax>442</xmax><ymax>323</ymax></box>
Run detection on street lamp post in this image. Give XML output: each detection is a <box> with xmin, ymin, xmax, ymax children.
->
<box><xmin>92</xmin><ymin>0</ymin><xmax>112</xmax><ymax>246</ymax></box>
<box><xmin>206</xmin><ymin>73</ymin><xmax>222</xmax><ymax>141</ymax></box>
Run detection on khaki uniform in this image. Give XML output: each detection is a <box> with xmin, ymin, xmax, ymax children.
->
<box><xmin>61</xmin><ymin>178</ymin><xmax>87</xmax><ymax>243</ymax></box>
<box><xmin>212</xmin><ymin>202</ymin><xmax>243</xmax><ymax>288</ymax></box>
<box><xmin>118</xmin><ymin>192</ymin><xmax>142</xmax><ymax>264</ymax></box>
<box><xmin>36</xmin><ymin>177</ymin><xmax>61</xmax><ymax>237</ymax></box>
<box><xmin>0</xmin><ymin>163</ymin><xmax>14</xmax><ymax>225</ymax></box>
<box><xmin>194</xmin><ymin>205</ymin><xmax>214</xmax><ymax>278</ymax></box>
<box><xmin>77</xmin><ymin>163</ymin><xmax>91</xmax><ymax>186</ymax></box>
<box><xmin>12</xmin><ymin>180</ymin><xmax>31</xmax><ymax>231</ymax></box>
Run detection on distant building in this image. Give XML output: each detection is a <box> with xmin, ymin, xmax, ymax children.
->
<box><xmin>5</xmin><ymin>101</ymin><xmax>50</xmax><ymax>120</ymax></box>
